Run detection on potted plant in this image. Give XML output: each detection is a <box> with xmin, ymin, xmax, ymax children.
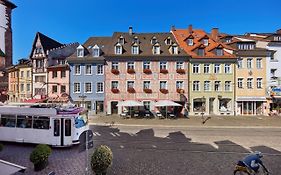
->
<box><xmin>176</xmin><ymin>69</ymin><xmax>185</xmax><ymax>74</ymax></box>
<box><xmin>30</xmin><ymin>144</ymin><xmax>51</xmax><ymax>171</ymax></box>
<box><xmin>0</xmin><ymin>143</ymin><xmax>3</xmax><ymax>152</ymax></box>
<box><xmin>111</xmin><ymin>88</ymin><xmax>119</xmax><ymax>93</ymax></box>
<box><xmin>91</xmin><ymin>145</ymin><xmax>113</xmax><ymax>175</ymax></box>
<box><xmin>143</xmin><ymin>88</ymin><xmax>152</xmax><ymax>93</ymax></box>
<box><xmin>160</xmin><ymin>69</ymin><xmax>168</xmax><ymax>74</ymax></box>
<box><xmin>176</xmin><ymin>89</ymin><xmax>185</xmax><ymax>94</ymax></box>
<box><xmin>127</xmin><ymin>68</ymin><xmax>135</xmax><ymax>74</ymax></box>
<box><xmin>160</xmin><ymin>89</ymin><xmax>168</xmax><ymax>94</ymax></box>
<box><xmin>143</xmin><ymin>68</ymin><xmax>152</xmax><ymax>74</ymax></box>
<box><xmin>111</xmin><ymin>69</ymin><xmax>120</xmax><ymax>75</ymax></box>
<box><xmin>127</xmin><ymin>87</ymin><xmax>136</xmax><ymax>93</ymax></box>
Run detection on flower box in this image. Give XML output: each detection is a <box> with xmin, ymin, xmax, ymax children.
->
<box><xmin>111</xmin><ymin>88</ymin><xmax>119</xmax><ymax>93</ymax></box>
<box><xmin>176</xmin><ymin>69</ymin><xmax>185</xmax><ymax>74</ymax></box>
<box><xmin>127</xmin><ymin>87</ymin><xmax>136</xmax><ymax>93</ymax></box>
<box><xmin>176</xmin><ymin>88</ymin><xmax>185</xmax><ymax>94</ymax></box>
<box><xmin>143</xmin><ymin>69</ymin><xmax>152</xmax><ymax>74</ymax></box>
<box><xmin>127</xmin><ymin>69</ymin><xmax>135</xmax><ymax>74</ymax></box>
<box><xmin>143</xmin><ymin>88</ymin><xmax>152</xmax><ymax>93</ymax></box>
<box><xmin>160</xmin><ymin>89</ymin><xmax>168</xmax><ymax>94</ymax></box>
<box><xmin>111</xmin><ymin>69</ymin><xmax>120</xmax><ymax>75</ymax></box>
<box><xmin>160</xmin><ymin>69</ymin><xmax>168</xmax><ymax>74</ymax></box>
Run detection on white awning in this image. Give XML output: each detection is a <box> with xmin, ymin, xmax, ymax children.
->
<box><xmin>117</xmin><ymin>100</ymin><xmax>143</xmax><ymax>107</ymax></box>
<box><xmin>236</xmin><ymin>97</ymin><xmax>266</xmax><ymax>102</ymax></box>
<box><xmin>154</xmin><ymin>100</ymin><xmax>182</xmax><ymax>107</ymax></box>
<box><xmin>0</xmin><ymin>159</ymin><xmax>26</xmax><ymax>174</ymax></box>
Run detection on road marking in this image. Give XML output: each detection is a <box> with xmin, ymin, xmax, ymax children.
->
<box><xmin>95</xmin><ymin>132</ymin><xmax>101</xmax><ymax>136</ymax></box>
<box><xmin>92</xmin><ymin>132</ymin><xmax>97</xmax><ymax>136</ymax></box>
<box><xmin>120</xmin><ymin>145</ymin><xmax>124</xmax><ymax>148</ymax></box>
<box><xmin>152</xmin><ymin>145</ymin><xmax>157</xmax><ymax>148</ymax></box>
<box><xmin>129</xmin><ymin>133</ymin><xmax>136</xmax><ymax>136</ymax></box>
<box><xmin>114</xmin><ymin>132</ymin><xmax>120</xmax><ymax>136</ymax></box>
<box><xmin>110</xmin><ymin>132</ymin><xmax>116</xmax><ymax>137</ymax></box>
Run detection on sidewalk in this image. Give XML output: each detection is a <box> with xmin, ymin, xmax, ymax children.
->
<box><xmin>89</xmin><ymin>115</ymin><xmax>281</xmax><ymax>128</ymax></box>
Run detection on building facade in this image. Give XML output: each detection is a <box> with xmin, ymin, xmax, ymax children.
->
<box><xmin>17</xmin><ymin>59</ymin><xmax>32</xmax><ymax>102</ymax></box>
<box><xmin>105</xmin><ymin>28</ymin><xmax>190</xmax><ymax>115</ymax></box>
<box><xmin>7</xmin><ymin>64</ymin><xmax>18</xmax><ymax>102</ymax></box>
<box><xmin>172</xmin><ymin>26</ymin><xmax>236</xmax><ymax>116</ymax></box>
<box><xmin>68</xmin><ymin>38</ymin><xmax>110</xmax><ymax>114</ymax></box>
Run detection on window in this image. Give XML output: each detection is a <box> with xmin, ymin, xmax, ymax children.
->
<box><xmin>127</xmin><ymin>81</ymin><xmax>134</xmax><ymax>88</ymax></box>
<box><xmin>198</xmin><ymin>48</ymin><xmax>205</xmax><ymax>56</ymax></box>
<box><xmin>224</xmin><ymin>64</ymin><xmax>231</xmax><ymax>73</ymax></box>
<box><xmin>61</xmin><ymin>85</ymin><xmax>66</xmax><ymax>93</ymax></box>
<box><xmin>93</xmin><ymin>48</ymin><xmax>99</xmax><ymax>57</ymax></box>
<box><xmin>77</xmin><ymin>49</ymin><xmax>84</xmax><ymax>57</ymax></box>
<box><xmin>111</xmin><ymin>81</ymin><xmax>118</xmax><ymax>89</ymax></box>
<box><xmin>151</xmin><ymin>37</ymin><xmax>157</xmax><ymax>45</ymax></box>
<box><xmin>27</xmin><ymin>70</ymin><xmax>31</xmax><ymax>78</ymax></box>
<box><xmin>97</xmin><ymin>65</ymin><xmax>103</xmax><ymax>75</ymax></box>
<box><xmin>171</xmin><ymin>45</ymin><xmax>178</xmax><ymax>54</ymax></box>
<box><xmin>274</xmin><ymin>36</ymin><xmax>281</xmax><ymax>41</ymax></box>
<box><xmin>27</xmin><ymin>84</ymin><xmax>31</xmax><ymax>92</ymax></box>
<box><xmin>0</xmin><ymin>114</ymin><xmax>16</xmax><ymax>127</ymax></box>
<box><xmin>238</xmin><ymin>78</ymin><xmax>243</xmax><ymax>88</ymax></box>
<box><xmin>133</xmin><ymin>37</ymin><xmax>139</xmax><ymax>44</ymax></box>
<box><xmin>193</xmin><ymin>81</ymin><xmax>200</xmax><ymax>91</ymax></box>
<box><xmin>36</xmin><ymin>60</ymin><xmax>43</xmax><ymax>68</ymax></box>
<box><xmin>143</xmin><ymin>61</ymin><xmax>150</xmax><ymax>70</ymax></box>
<box><xmin>84</xmin><ymin>83</ymin><xmax>92</xmax><ymax>93</ymax></box>
<box><xmin>54</xmin><ymin>119</ymin><xmax>60</xmax><ymax>136</ymax></box>
<box><xmin>247</xmin><ymin>78</ymin><xmax>253</xmax><ymax>89</ymax></box>
<box><xmin>238</xmin><ymin>59</ymin><xmax>243</xmax><ymax>69</ymax></box>
<box><xmin>52</xmin><ymin>85</ymin><xmax>58</xmax><ymax>93</ymax></box>
<box><xmin>118</xmin><ymin>36</ymin><xmax>125</xmax><ymax>44</ymax></box>
<box><xmin>176</xmin><ymin>81</ymin><xmax>184</xmax><ymax>89</ymax></box>
<box><xmin>74</xmin><ymin>83</ymin><xmax>80</xmax><ymax>93</ymax></box>
<box><xmin>85</xmin><ymin>65</ymin><xmax>92</xmax><ymax>75</ymax></box>
<box><xmin>112</xmin><ymin>62</ymin><xmax>119</xmax><ymax>70</ymax></box>
<box><xmin>20</xmin><ymin>71</ymin><xmax>24</xmax><ymax>78</ymax></box>
<box><xmin>187</xmin><ymin>39</ymin><xmax>193</xmax><ymax>46</ymax></box>
<box><xmin>61</xmin><ymin>70</ymin><xmax>66</xmax><ymax>78</ymax></box>
<box><xmin>153</xmin><ymin>46</ymin><xmax>160</xmax><ymax>54</ymax></box>
<box><xmin>216</xmin><ymin>49</ymin><xmax>223</xmax><ymax>56</ymax></box>
<box><xmin>65</xmin><ymin>119</ymin><xmax>71</xmax><ymax>136</ymax></box>
<box><xmin>115</xmin><ymin>45</ymin><xmax>122</xmax><ymax>54</ymax></box>
<box><xmin>74</xmin><ymin>65</ymin><xmax>81</xmax><ymax>75</ymax></box>
<box><xmin>20</xmin><ymin>84</ymin><xmax>24</xmax><ymax>91</ymax></box>
<box><xmin>204</xmin><ymin>81</ymin><xmax>210</xmax><ymax>91</ymax></box>
<box><xmin>193</xmin><ymin>64</ymin><xmax>200</xmax><ymax>73</ymax></box>
<box><xmin>214</xmin><ymin>81</ymin><xmax>221</xmax><ymax>91</ymax></box>
<box><xmin>143</xmin><ymin>101</ymin><xmax>151</xmax><ymax>110</ymax></box>
<box><xmin>225</xmin><ymin>81</ymin><xmax>231</xmax><ymax>91</ymax></box>
<box><xmin>127</xmin><ymin>62</ymin><xmax>134</xmax><ymax>70</ymax></box>
<box><xmin>176</xmin><ymin>62</ymin><xmax>184</xmax><ymax>69</ymax></box>
<box><xmin>247</xmin><ymin>58</ymin><xmax>252</xmax><ymax>69</ymax></box>
<box><xmin>143</xmin><ymin>81</ymin><xmax>151</xmax><ymax>89</ymax></box>
<box><xmin>16</xmin><ymin>115</ymin><xmax>32</xmax><ymax>128</ymax></box>
<box><xmin>97</xmin><ymin>82</ymin><xmax>104</xmax><ymax>93</ymax></box>
<box><xmin>256</xmin><ymin>58</ymin><xmax>262</xmax><ymax>69</ymax></box>
<box><xmin>257</xmin><ymin>78</ymin><xmax>262</xmax><ymax>88</ymax></box>
<box><xmin>160</xmin><ymin>81</ymin><xmax>167</xmax><ymax>89</ymax></box>
<box><xmin>33</xmin><ymin>116</ymin><xmax>50</xmax><ymax>129</ymax></box>
<box><xmin>214</xmin><ymin>64</ymin><xmax>220</xmax><ymax>73</ymax></box>
<box><xmin>203</xmin><ymin>39</ymin><xmax>208</xmax><ymax>46</ymax></box>
<box><xmin>132</xmin><ymin>46</ymin><xmax>139</xmax><ymax>54</ymax></box>
<box><xmin>52</xmin><ymin>71</ymin><xmax>57</xmax><ymax>78</ymax></box>
<box><xmin>204</xmin><ymin>64</ymin><xmax>210</xmax><ymax>74</ymax></box>
<box><xmin>58</xmin><ymin>60</ymin><xmax>66</xmax><ymax>65</ymax></box>
<box><xmin>166</xmin><ymin>38</ymin><xmax>171</xmax><ymax>45</ymax></box>
<box><xmin>160</xmin><ymin>61</ymin><xmax>167</xmax><ymax>70</ymax></box>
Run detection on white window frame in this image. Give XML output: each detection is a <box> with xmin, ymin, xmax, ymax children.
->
<box><xmin>238</xmin><ymin>59</ymin><xmax>243</xmax><ymax>69</ymax></box>
<box><xmin>74</xmin><ymin>82</ymin><xmax>81</xmax><ymax>93</ymax></box>
<box><xmin>115</xmin><ymin>45</ymin><xmax>122</xmax><ymax>55</ymax></box>
<box><xmin>77</xmin><ymin>49</ymin><xmax>84</xmax><ymax>57</ymax></box>
<box><xmin>214</xmin><ymin>64</ymin><xmax>220</xmax><ymax>74</ymax></box>
<box><xmin>176</xmin><ymin>81</ymin><xmax>184</xmax><ymax>89</ymax></box>
<box><xmin>224</xmin><ymin>64</ymin><xmax>231</xmax><ymax>73</ymax></box>
<box><xmin>143</xmin><ymin>81</ymin><xmax>151</xmax><ymax>89</ymax></box>
<box><xmin>159</xmin><ymin>61</ymin><xmax>168</xmax><ymax>70</ymax></box>
<box><xmin>238</xmin><ymin>78</ymin><xmax>243</xmax><ymax>88</ymax></box>
<box><xmin>127</xmin><ymin>62</ymin><xmax>135</xmax><ymax>70</ymax></box>
<box><xmin>171</xmin><ymin>46</ymin><xmax>178</xmax><ymax>54</ymax></box>
<box><xmin>96</xmin><ymin>82</ymin><xmax>104</xmax><ymax>93</ymax></box>
<box><xmin>93</xmin><ymin>48</ymin><xmax>100</xmax><ymax>57</ymax></box>
<box><xmin>203</xmin><ymin>39</ymin><xmax>209</xmax><ymax>46</ymax></box>
<box><xmin>85</xmin><ymin>64</ymin><xmax>92</xmax><ymax>75</ymax></box>
<box><xmin>127</xmin><ymin>81</ymin><xmax>135</xmax><ymax>89</ymax></box>
<box><xmin>143</xmin><ymin>61</ymin><xmax>150</xmax><ymax>70</ymax></box>
<box><xmin>225</xmin><ymin>81</ymin><xmax>231</xmax><ymax>91</ymax></box>
<box><xmin>247</xmin><ymin>58</ymin><xmax>253</xmax><ymax>69</ymax></box>
<box><xmin>204</xmin><ymin>81</ymin><xmax>210</xmax><ymax>91</ymax></box>
<box><xmin>111</xmin><ymin>81</ymin><xmax>119</xmax><ymax>89</ymax></box>
<box><xmin>160</xmin><ymin>81</ymin><xmax>167</xmax><ymax>89</ymax></box>
<box><xmin>176</xmin><ymin>62</ymin><xmax>184</xmax><ymax>70</ymax></box>
<box><xmin>187</xmin><ymin>39</ymin><xmax>193</xmax><ymax>46</ymax></box>
<box><xmin>153</xmin><ymin>46</ymin><xmax>160</xmax><ymax>55</ymax></box>
<box><xmin>204</xmin><ymin>64</ymin><xmax>210</xmax><ymax>74</ymax></box>
<box><xmin>84</xmin><ymin>82</ymin><xmax>92</xmax><ymax>93</ymax></box>
<box><xmin>193</xmin><ymin>64</ymin><xmax>200</xmax><ymax>73</ymax></box>
<box><xmin>26</xmin><ymin>83</ymin><xmax>31</xmax><ymax>92</ymax></box>
<box><xmin>247</xmin><ymin>78</ymin><xmax>253</xmax><ymax>89</ymax></box>
<box><xmin>256</xmin><ymin>58</ymin><xmax>262</xmax><ymax>69</ymax></box>
<box><xmin>257</xmin><ymin>78</ymin><xmax>262</xmax><ymax>89</ymax></box>
<box><xmin>97</xmin><ymin>64</ymin><xmax>104</xmax><ymax>75</ymax></box>
<box><xmin>193</xmin><ymin>81</ymin><xmax>200</xmax><ymax>91</ymax></box>
<box><xmin>74</xmin><ymin>65</ymin><xmax>81</xmax><ymax>75</ymax></box>
<box><xmin>214</xmin><ymin>81</ymin><xmax>221</xmax><ymax>91</ymax></box>
<box><xmin>112</xmin><ymin>62</ymin><xmax>119</xmax><ymax>70</ymax></box>
<box><xmin>131</xmin><ymin>46</ymin><xmax>139</xmax><ymax>54</ymax></box>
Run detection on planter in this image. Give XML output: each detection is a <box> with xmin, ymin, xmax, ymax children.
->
<box><xmin>127</xmin><ymin>88</ymin><xmax>136</xmax><ymax>93</ymax></box>
<box><xmin>111</xmin><ymin>69</ymin><xmax>120</xmax><ymax>75</ymax></box>
<box><xmin>176</xmin><ymin>69</ymin><xmax>185</xmax><ymax>74</ymax></box>
<box><xmin>143</xmin><ymin>88</ymin><xmax>152</xmax><ymax>93</ymax></box>
<box><xmin>127</xmin><ymin>69</ymin><xmax>135</xmax><ymax>74</ymax></box>
<box><xmin>160</xmin><ymin>69</ymin><xmax>168</xmax><ymax>74</ymax></box>
<box><xmin>34</xmin><ymin>160</ymin><xmax>48</xmax><ymax>172</ymax></box>
<box><xmin>111</xmin><ymin>88</ymin><xmax>119</xmax><ymax>93</ymax></box>
<box><xmin>143</xmin><ymin>69</ymin><xmax>152</xmax><ymax>74</ymax></box>
<box><xmin>160</xmin><ymin>89</ymin><xmax>168</xmax><ymax>94</ymax></box>
<box><xmin>177</xmin><ymin>89</ymin><xmax>185</xmax><ymax>94</ymax></box>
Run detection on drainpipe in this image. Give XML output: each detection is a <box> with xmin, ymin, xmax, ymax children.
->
<box><xmin>234</xmin><ymin>59</ymin><xmax>237</xmax><ymax>116</ymax></box>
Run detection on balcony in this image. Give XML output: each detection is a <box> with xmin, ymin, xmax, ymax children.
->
<box><xmin>143</xmin><ymin>88</ymin><xmax>152</xmax><ymax>93</ymax></box>
<box><xmin>160</xmin><ymin>69</ymin><xmax>168</xmax><ymax>74</ymax></box>
<box><xmin>160</xmin><ymin>89</ymin><xmax>168</xmax><ymax>94</ymax></box>
<box><xmin>111</xmin><ymin>88</ymin><xmax>119</xmax><ymax>93</ymax></box>
<box><xmin>111</xmin><ymin>69</ymin><xmax>120</xmax><ymax>75</ymax></box>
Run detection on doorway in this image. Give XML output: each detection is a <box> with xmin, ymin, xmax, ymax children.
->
<box><xmin>209</xmin><ymin>98</ymin><xmax>214</xmax><ymax>114</ymax></box>
<box><xmin>111</xmin><ymin>101</ymin><xmax>118</xmax><ymax>114</ymax></box>
<box><xmin>96</xmin><ymin>101</ymin><xmax>104</xmax><ymax>113</ymax></box>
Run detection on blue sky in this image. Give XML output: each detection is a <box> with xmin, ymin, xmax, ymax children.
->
<box><xmin>12</xmin><ymin>0</ymin><xmax>281</xmax><ymax>64</ymax></box>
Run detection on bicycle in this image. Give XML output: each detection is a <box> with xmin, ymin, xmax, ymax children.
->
<box><xmin>233</xmin><ymin>161</ymin><xmax>270</xmax><ymax>175</ymax></box>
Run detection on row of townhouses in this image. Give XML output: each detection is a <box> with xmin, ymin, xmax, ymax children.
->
<box><xmin>6</xmin><ymin>26</ymin><xmax>281</xmax><ymax>116</ymax></box>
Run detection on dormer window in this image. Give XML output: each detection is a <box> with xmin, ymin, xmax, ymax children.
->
<box><xmin>92</xmin><ymin>45</ymin><xmax>100</xmax><ymax>57</ymax></box>
<box><xmin>118</xmin><ymin>36</ymin><xmax>125</xmax><ymax>44</ymax></box>
<box><xmin>133</xmin><ymin>36</ymin><xmax>139</xmax><ymax>44</ymax></box>
<box><xmin>203</xmin><ymin>39</ymin><xmax>209</xmax><ymax>46</ymax></box>
<box><xmin>77</xmin><ymin>45</ymin><xmax>84</xmax><ymax>57</ymax></box>
<box><xmin>153</xmin><ymin>45</ymin><xmax>160</xmax><ymax>55</ymax></box>
<box><xmin>198</xmin><ymin>48</ymin><xmax>205</xmax><ymax>56</ymax></box>
<box><xmin>165</xmin><ymin>37</ymin><xmax>172</xmax><ymax>45</ymax></box>
<box><xmin>151</xmin><ymin>37</ymin><xmax>157</xmax><ymax>45</ymax></box>
<box><xmin>171</xmin><ymin>44</ymin><xmax>178</xmax><ymax>54</ymax></box>
<box><xmin>131</xmin><ymin>45</ymin><xmax>139</xmax><ymax>54</ymax></box>
<box><xmin>115</xmin><ymin>43</ymin><xmax>122</xmax><ymax>55</ymax></box>
<box><xmin>274</xmin><ymin>36</ymin><xmax>281</xmax><ymax>41</ymax></box>
<box><xmin>216</xmin><ymin>48</ymin><xmax>223</xmax><ymax>56</ymax></box>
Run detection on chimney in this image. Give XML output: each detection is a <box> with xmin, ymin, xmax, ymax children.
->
<box><xmin>211</xmin><ymin>28</ymin><xmax>219</xmax><ymax>40</ymax></box>
<box><xmin>129</xmin><ymin>26</ymin><xmax>133</xmax><ymax>35</ymax></box>
<box><xmin>171</xmin><ymin>25</ymin><xmax>176</xmax><ymax>31</ymax></box>
<box><xmin>188</xmin><ymin>25</ymin><xmax>193</xmax><ymax>34</ymax></box>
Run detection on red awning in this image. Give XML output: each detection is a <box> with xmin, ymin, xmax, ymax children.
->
<box><xmin>23</xmin><ymin>98</ymin><xmax>45</xmax><ymax>103</ymax></box>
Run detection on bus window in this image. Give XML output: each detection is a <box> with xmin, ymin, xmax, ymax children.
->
<box><xmin>54</xmin><ymin>119</ymin><xmax>60</xmax><ymax>136</ymax></box>
<box><xmin>0</xmin><ymin>115</ymin><xmax>16</xmax><ymax>127</ymax></box>
<box><xmin>65</xmin><ymin>119</ymin><xmax>71</xmax><ymax>136</ymax></box>
<box><xmin>16</xmin><ymin>115</ymin><xmax>32</xmax><ymax>128</ymax></box>
<box><xmin>33</xmin><ymin>116</ymin><xmax>50</xmax><ymax>129</ymax></box>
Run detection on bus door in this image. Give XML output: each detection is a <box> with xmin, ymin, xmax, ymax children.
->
<box><xmin>53</xmin><ymin>119</ymin><xmax>61</xmax><ymax>146</ymax></box>
<box><xmin>63</xmin><ymin>118</ymin><xmax>72</xmax><ymax>146</ymax></box>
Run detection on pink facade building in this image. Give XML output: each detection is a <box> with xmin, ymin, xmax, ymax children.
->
<box><xmin>105</xmin><ymin>28</ymin><xmax>190</xmax><ymax>115</ymax></box>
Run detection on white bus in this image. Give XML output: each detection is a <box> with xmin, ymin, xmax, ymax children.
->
<box><xmin>0</xmin><ymin>103</ymin><xmax>89</xmax><ymax>147</ymax></box>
